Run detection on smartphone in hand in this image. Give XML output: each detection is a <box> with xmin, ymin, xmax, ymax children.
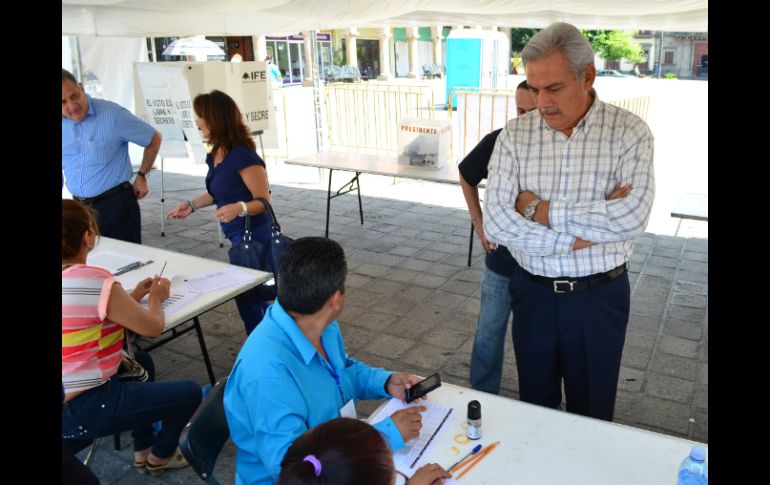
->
<box><xmin>405</xmin><ymin>373</ymin><xmax>442</xmax><ymax>403</ymax></box>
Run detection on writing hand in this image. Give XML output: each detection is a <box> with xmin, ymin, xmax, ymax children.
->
<box><xmin>391</xmin><ymin>405</ymin><xmax>426</xmax><ymax>442</ymax></box>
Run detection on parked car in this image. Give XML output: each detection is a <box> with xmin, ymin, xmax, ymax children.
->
<box><xmin>596</xmin><ymin>69</ymin><xmax>635</xmax><ymax>78</ymax></box>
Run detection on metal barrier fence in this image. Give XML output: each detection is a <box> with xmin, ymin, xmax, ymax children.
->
<box><xmin>608</xmin><ymin>95</ymin><xmax>650</xmax><ymax>122</ymax></box>
<box><xmin>324</xmin><ymin>82</ymin><xmax>436</xmax><ymax>154</ymax></box>
<box><xmin>321</xmin><ymin>82</ymin><xmax>649</xmax><ymax>160</ymax></box>
<box><xmin>448</xmin><ymin>87</ymin><xmax>517</xmax><ymax>160</ymax></box>
<box><xmin>448</xmin><ymin>87</ymin><xmax>652</xmax><ymax>162</ymax></box>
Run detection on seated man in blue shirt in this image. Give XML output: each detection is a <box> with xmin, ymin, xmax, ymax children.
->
<box><xmin>225</xmin><ymin>237</ymin><xmax>427</xmax><ymax>485</ymax></box>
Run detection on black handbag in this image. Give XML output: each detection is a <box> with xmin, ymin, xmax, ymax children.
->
<box><xmin>228</xmin><ymin>197</ymin><xmax>293</xmax><ymax>300</ymax></box>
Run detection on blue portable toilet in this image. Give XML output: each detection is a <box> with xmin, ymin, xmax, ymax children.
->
<box><xmin>445</xmin><ymin>29</ymin><xmax>510</xmax><ymax>108</ymax></box>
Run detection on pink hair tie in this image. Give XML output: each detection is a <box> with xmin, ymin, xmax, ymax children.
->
<box><xmin>303</xmin><ymin>454</ymin><xmax>322</xmax><ymax>477</ymax></box>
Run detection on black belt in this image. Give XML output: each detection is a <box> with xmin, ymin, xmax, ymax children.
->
<box><xmin>520</xmin><ymin>263</ymin><xmax>628</xmax><ymax>293</ymax></box>
<box><xmin>73</xmin><ymin>182</ymin><xmax>132</xmax><ymax>205</ymax></box>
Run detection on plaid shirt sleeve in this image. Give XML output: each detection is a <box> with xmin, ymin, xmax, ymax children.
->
<box><xmin>549</xmin><ymin>119</ymin><xmax>655</xmax><ymax>243</ymax></box>
<box><xmin>484</xmin><ymin>121</ymin><xmax>576</xmax><ymax>256</ymax></box>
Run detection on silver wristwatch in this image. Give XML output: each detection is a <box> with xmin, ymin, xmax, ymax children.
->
<box><xmin>238</xmin><ymin>201</ymin><xmax>248</xmax><ymax>217</ymax></box>
<box><xmin>523</xmin><ymin>198</ymin><xmax>542</xmax><ymax>221</ymax></box>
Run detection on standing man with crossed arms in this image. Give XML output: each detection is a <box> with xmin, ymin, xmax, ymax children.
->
<box><xmin>462</xmin><ymin>80</ymin><xmax>631</xmax><ymax>395</ymax></box>
<box><xmin>62</xmin><ymin>68</ymin><xmax>162</xmax><ymax>244</ymax></box>
<box><xmin>484</xmin><ymin>23</ymin><xmax>654</xmax><ymax>420</ymax></box>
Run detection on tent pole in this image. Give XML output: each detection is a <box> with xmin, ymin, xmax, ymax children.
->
<box><xmin>149</xmin><ymin>37</ymin><xmax>158</xmax><ymax>62</ymax></box>
<box><xmin>72</xmin><ymin>36</ymin><xmax>84</xmax><ymax>82</ymax></box>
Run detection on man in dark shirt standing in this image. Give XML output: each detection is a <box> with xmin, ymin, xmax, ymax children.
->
<box><xmin>460</xmin><ymin>80</ymin><xmax>536</xmax><ymax>394</ymax></box>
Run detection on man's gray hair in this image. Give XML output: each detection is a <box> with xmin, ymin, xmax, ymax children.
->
<box><xmin>522</xmin><ymin>22</ymin><xmax>594</xmax><ymax>78</ymax></box>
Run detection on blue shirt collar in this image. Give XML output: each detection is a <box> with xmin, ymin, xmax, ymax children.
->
<box><xmin>271</xmin><ymin>299</ymin><xmax>334</xmax><ymax>366</ymax></box>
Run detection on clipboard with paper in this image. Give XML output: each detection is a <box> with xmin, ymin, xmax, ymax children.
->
<box><xmin>369</xmin><ymin>398</ymin><xmax>454</xmax><ymax>475</ymax></box>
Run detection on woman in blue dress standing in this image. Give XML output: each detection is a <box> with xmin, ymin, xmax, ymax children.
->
<box><xmin>167</xmin><ymin>90</ymin><xmax>272</xmax><ymax>334</ymax></box>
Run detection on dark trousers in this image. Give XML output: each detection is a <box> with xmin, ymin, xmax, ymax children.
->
<box><xmin>509</xmin><ymin>268</ymin><xmax>630</xmax><ymax>421</ymax></box>
<box><xmin>62</xmin><ymin>351</ymin><xmax>201</xmax><ymax>458</ymax></box>
<box><xmin>90</xmin><ymin>184</ymin><xmax>142</xmax><ymax>244</ymax></box>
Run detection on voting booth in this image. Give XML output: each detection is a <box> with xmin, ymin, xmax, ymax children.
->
<box><xmin>445</xmin><ymin>29</ymin><xmax>510</xmax><ymax>107</ymax></box>
<box><xmin>133</xmin><ymin>61</ymin><xmax>273</xmax><ymax>161</ymax></box>
<box><xmin>397</xmin><ymin>118</ymin><xmax>452</xmax><ymax>169</ymax></box>
<box><xmin>132</xmin><ymin>61</ymin><xmax>273</xmax><ymax>238</ymax></box>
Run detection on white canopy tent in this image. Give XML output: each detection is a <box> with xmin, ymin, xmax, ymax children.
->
<box><xmin>63</xmin><ymin>0</ymin><xmax>707</xmax><ymax>36</ymax></box>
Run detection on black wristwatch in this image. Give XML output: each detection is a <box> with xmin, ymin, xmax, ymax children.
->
<box><xmin>137</xmin><ymin>170</ymin><xmax>148</xmax><ymax>179</ymax></box>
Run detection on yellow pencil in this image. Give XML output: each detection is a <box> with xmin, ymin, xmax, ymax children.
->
<box><xmin>451</xmin><ymin>441</ymin><xmax>496</xmax><ymax>476</ymax></box>
<box><xmin>455</xmin><ymin>441</ymin><xmax>499</xmax><ymax>479</ymax></box>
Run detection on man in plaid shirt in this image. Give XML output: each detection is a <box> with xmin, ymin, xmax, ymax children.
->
<box><xmin>484</xmin><ymin>22</ymin><xmax>654</xmax><ymax>421</ymax></box>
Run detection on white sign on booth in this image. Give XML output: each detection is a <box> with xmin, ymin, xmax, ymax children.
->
<box><xmin>134</xmin><ymin>61</ymin><xmax>272</xmax><ymax>162</ymax></box>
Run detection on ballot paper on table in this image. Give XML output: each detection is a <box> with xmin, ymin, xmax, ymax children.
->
<box><xmin>182</xmin><ymin>267</ymin><xmax>258</xmax><ymax>293</ymax></box>
<box><xmin>118</xmin><ymin>273</ymin><xmax>201</xmax><ymax>319</ymax></box>
<box><xmin>369</xmin><ymin>398</ymin><xmax>454</xmax><ymax>476</ymax></box>
<box><xmin>142</xmin><ymin>287</ymin><xmax>200</xmax><ymax>319</ymax></box>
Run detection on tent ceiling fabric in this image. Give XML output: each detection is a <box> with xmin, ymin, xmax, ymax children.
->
<box><xmin>62</xmin><ymin>0</ymin><xmax>708</xmax><ymax>37</ymax></box>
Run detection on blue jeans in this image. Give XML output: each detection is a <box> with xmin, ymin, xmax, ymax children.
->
<box><xmin>469</xmin><ymin>268</ymin><xmax>513</xmax><ymax>394</ymax></box>
<box><xmin>62</xmin><ymin>352</ymin><xmax>202</xmax><ymax>459</ymax></box>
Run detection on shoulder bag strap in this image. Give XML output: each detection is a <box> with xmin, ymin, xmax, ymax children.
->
<box><xmin>254</xmin><ymin>197</ymin><xmax>282</xmax><ymax>233</ymax></box>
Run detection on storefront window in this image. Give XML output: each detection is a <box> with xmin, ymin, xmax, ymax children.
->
<box><xmin>267</xmin><ymin>33</ymin><xmax>333</xmax><ymax>85</ymax></box>
<box><xmin>276</xmin><ymin>41</ymin><xmax>290</xmax><ymax>83</ymax></box>
<box><xmin>289</xmin><ymin>43</ymin><xmax>301</xmax><ymax>82</ymax></box>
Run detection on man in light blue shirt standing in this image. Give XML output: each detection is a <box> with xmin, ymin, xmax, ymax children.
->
<box><xmin>62</xmin><ymin>68</ymin><xmax>162</xmax><ymax>243</ymax></box>
<box><xmin>225</xmin><ymin>237</ymin><xmax>427</xmax><ymax>485</ymax></box>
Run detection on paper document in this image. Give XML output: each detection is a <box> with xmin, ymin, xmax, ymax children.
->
<box><xmin>183</xmin><ymin>267</ymin><xmax>258</xmax><ymax>293</ymax></box>
<box><xmin>117</xmin><ymin>274</ymin><xmax>199</xmax><ymax>319</ymax></box>
<box><xmin>369</xmin><ymin>398</ymin><xmax>453</xmax><ymax>474</ymax></box>
<box><xmin>87</xmin><ymin>250</ymin><xmax>144</xmax><ymax>274</ymax></box>
<box><xmin>139</xmin><ymin>286</ymin><xmax>200</xmax><ymax>320</ymax></box>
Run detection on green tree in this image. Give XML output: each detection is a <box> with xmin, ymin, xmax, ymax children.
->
<box><xmin>510</xmin><ymin>28</ymin><xmax>540</xmax><ymax>55</ymax></box>
<box><xmin>582</xmin><ymin>30</ymin><xmax>645</xmax><ymax>64</ymax></box>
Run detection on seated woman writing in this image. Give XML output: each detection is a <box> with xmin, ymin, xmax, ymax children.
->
<box><xmin>61</xmin><ymin>199</ymin><xmax>202</xmax><ymax>476</ymax></box>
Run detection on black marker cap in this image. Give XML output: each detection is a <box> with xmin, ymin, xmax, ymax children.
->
<box><xmin>468</xmin><ymin>400</ymin><xmax>481</xmax><ymax>420</ymax></box>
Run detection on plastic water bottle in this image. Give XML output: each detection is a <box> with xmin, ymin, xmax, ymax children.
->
<box><xmin>677</xmin><ymin>445</ymin><xmax>708</xmax><ymax>485</ymax></box>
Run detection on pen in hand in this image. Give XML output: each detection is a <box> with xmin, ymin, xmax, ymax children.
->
<box><xmin>157</xmin><ymin>261</ymin><xmax>168</xmax><ymax>280</ymax></box>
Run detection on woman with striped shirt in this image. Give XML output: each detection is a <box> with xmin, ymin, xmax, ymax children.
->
<box><xmin>62</xmin><ymin>200</ymin><xmax>201</xmax><ymax>476</ymax></box>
